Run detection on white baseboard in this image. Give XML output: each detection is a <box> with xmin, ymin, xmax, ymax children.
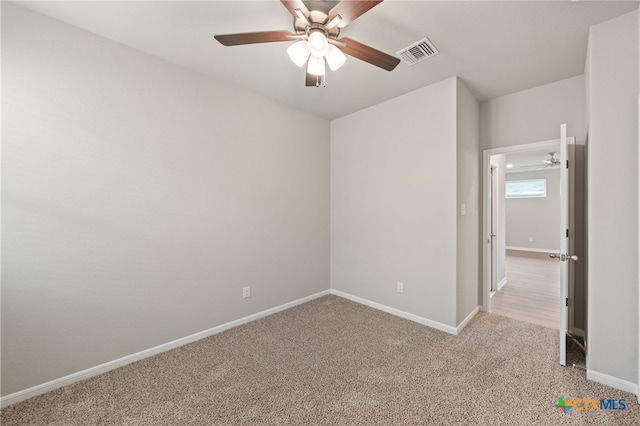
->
<box><xmin>506</xmin><ymin>246</ymin><xmax>558</xmax><ymax>254</ymax></box>
<box><xmin>456</xmin><ymin>306</ymin><xmax>481</xmax><ymax>335</ymax></box>
<box><xmin>0</xmin><ymin>290</ymin><xmax>330</xmax><ymax>409</ymax></box>
<box><xmin>587</xmin><ymin>369</ymin><xmax>639</xmax><ymax>395</ymax></box>
<box><xmin>330</xmin><ymin>289</ymin><xmax>461</xmax><ymax>335</ymax></box>
<box><xmin>497</xmin><ymin>277</ymin><xmax>508</xmax><ymax>291</ymax></box>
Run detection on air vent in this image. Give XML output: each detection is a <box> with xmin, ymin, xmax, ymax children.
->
<box><xmin>396</xmin><ymin>38</ymin><xmax>439</xmax><ymax>66</ymax></box>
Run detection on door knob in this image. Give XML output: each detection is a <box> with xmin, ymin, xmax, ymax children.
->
<box><xmin>549</xmin><ymin>253</ymin><xmax>578</xmax><ymax>261</ymax></box>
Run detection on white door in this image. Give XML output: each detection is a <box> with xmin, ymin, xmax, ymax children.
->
<box><xmin>490</xmin><ymin>166</ymin><xmax>498</xmax><ymax>292</ymax></box>
<box><xmin>553</xmin><ymin>123</ymin><xmax>577</xmax><ymax>366</ymax></box>
<box><xmin>559</xmin><ymin>124</ymin><xmax>569</xmax><ymax>365</ymax></box>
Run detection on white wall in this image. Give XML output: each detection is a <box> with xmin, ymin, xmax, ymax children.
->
<box><xmin>331</xmin><ymin>78</ymin><xmax>458</xmax><ymax>327</ymax></box>
<box><xmin>456</xmin><ymin>79</ymin><xmax>480</xmax><ymax>324</ymax></box>
<box><xmin>505</xmin><ymin>169</ymin><xmax>561</xmax><ymax>251</ymax></box>
<box><xmin>1</xmin><ymin>4</ymin><xmax>330</xmax><ymax>396</ymax></box>
<box><xmin>480</xmin><ymin>75</ymin><xmax>586</xmax><ymax>150</ymax></box>
<box><xmin>585</xmin><ymin>10</ymin><xmax>638</xmax><ymax>387</ymax></box>
<box><xmin>331</xmin><ymin>77</ymin><xmax>479</xmax><ymax>329</ymax></box>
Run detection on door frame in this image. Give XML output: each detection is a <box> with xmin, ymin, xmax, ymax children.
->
<box><xmin>482</xmin><ymin>138</ymin><xmax>572</xmax><ymax>313</ymax></box>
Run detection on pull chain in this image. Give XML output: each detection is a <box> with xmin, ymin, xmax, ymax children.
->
<box><xmin>315</xmin><ymin>75</ymin><xmax>326</xmax><ymax>88</ymax></box>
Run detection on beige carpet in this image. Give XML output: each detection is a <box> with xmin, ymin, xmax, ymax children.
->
<box><xmin>2</xmin><ymin>295</ymin><xmax>638</xmax><ymax>425</ymax></box>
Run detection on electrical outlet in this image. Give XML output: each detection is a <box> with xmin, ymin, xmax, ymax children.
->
<box><xmin>242</xmin><ymin>286</ymin><xmax>251</xmax><ymax>299</ymax></box>
<box><xmin>397</xmin><ymin>282</ymin><xmax>404</xmax><ymax>293</ymax></box>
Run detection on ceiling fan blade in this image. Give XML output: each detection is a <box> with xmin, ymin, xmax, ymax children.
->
<box><xmin>340</xmin><ymin>37</ymin><xmax>400</xmax><ymax>71</ymax></box>
<box><xmin>280</xmin><ymin>0</ymin><xmax>310</xmax><ymax>18</ymax></box>
<box><xmin>214</xmin><ymin>30</ymin><xmax>294</xmax><ymax>46</ymax></box>
<box><xmin>329</xmin><ymin>0</ymin><xmax>383</xmax><ymax>28</ymax></box>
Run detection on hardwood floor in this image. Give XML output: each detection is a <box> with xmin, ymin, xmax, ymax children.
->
<box><xmin>490</xmin><ymin>249</ymin><xmax>560</xmax><ymax>329</ymax></box>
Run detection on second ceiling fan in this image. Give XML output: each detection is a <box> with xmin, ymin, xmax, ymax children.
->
<box><xmin>214</xmin><ymin>0</ymin><xmax>400</xmax><ymax>87</ymax></box>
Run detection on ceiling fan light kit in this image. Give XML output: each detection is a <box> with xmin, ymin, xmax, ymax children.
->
<box><xmin>286</xmin><ymin>28</ymin><xmax>345</xmax><ymax>75</ymax></box>
<box><xmin>307</xmin><ymin>30</ymin><xmax>329</xmax><ymax>57</ymax></box>
<box><xmin>307</xmin><ymin>55</ymin><xmax>326</xmax><ymax>76</ymax></box>
<box><xmin>325</xmin><ymin>44</ymin><xmax>347</xmax><ymax>71</ymax></box>
<box><xmin>287</xmin><ymin>40</ymin><xmax>310</xmax><ymax>67</ymax></box>
<box><xmin>214</xmin><ymin>0</ymin><xmax>401</xmax><ymax>87</ymax></box>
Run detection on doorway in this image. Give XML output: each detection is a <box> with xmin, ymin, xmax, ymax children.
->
<box><xmin>482</xmin><ymin>133</ymin><xmax>582</xmax><ymax>367</ymax></box>
<box><xmin>488</xmin><ymin>146</ymin><xmax>562</xmax><ymax>329</ymax></box>
<box><xmin>483</xmin><ymin>139</ymin><xmax>564</xmax><ymax>314</ymax></box>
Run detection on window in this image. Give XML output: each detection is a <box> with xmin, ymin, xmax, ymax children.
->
<box><xmin>505</xmin><ymin>179</ymin><xmax>546</xmax><ymax>198</ymax></box>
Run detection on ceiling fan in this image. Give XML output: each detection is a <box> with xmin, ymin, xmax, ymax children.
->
<box><xmin>214</xmin><ymin>0</ymin><xmax>401</xmax><ymax>87</ymax></box>
<box><xmin>512</xmin><ymin>152</ymin><xmax>562</xmax><ymax>171</ymax></box>
<box><xmin>542</xmin><ymin>152</ymin><xmax>561</xmax><ymax>167</ymax></box>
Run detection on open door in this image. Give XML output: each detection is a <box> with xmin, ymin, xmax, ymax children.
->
<box><xmin>550</xmin><ymin>124</ymin><xmax>577</xmax><ymax>366</ymax></box>
<box><xmin>490</xmin><ymin>166</ymin><xmax>498</xmax><ymax>292</ymax></box>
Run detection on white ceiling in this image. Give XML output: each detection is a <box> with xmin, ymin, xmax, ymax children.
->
<box><xmin>14</xmin><ymin>0</ymin><xmax>639</xmax><ymax>120</ymax></box>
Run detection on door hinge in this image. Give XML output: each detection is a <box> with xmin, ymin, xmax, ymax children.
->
<box><xmin>566</xmin><ymin>160</ymin><xmax>569</xmax><ymax>168</ymax></box>
<box><xmin>565</xmin><ymin>298</ymin><xmax>568</xmax><ymax>307</ymax></box>
<box><xmin>566</xmin><ymin>229</ymin><xmax>569</xmax><ymax>238</ymax></box>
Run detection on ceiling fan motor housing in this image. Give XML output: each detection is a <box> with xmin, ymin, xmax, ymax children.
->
<box><xmin>293</xmin><ymin>5</ymin><xmax>340</xmax><ymax>40</ymax></box>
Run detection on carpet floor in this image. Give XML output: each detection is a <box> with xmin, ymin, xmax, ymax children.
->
<box><xmin>1</xmin><ymin>295</ymin><xmax>638</xmax><ymax>425</ymax></box>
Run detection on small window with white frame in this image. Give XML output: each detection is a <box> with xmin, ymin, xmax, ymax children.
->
<box><xmin>505</xmin><ymin>179</ymin><xmax>547</xmax><ymax>198</ymax></box>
